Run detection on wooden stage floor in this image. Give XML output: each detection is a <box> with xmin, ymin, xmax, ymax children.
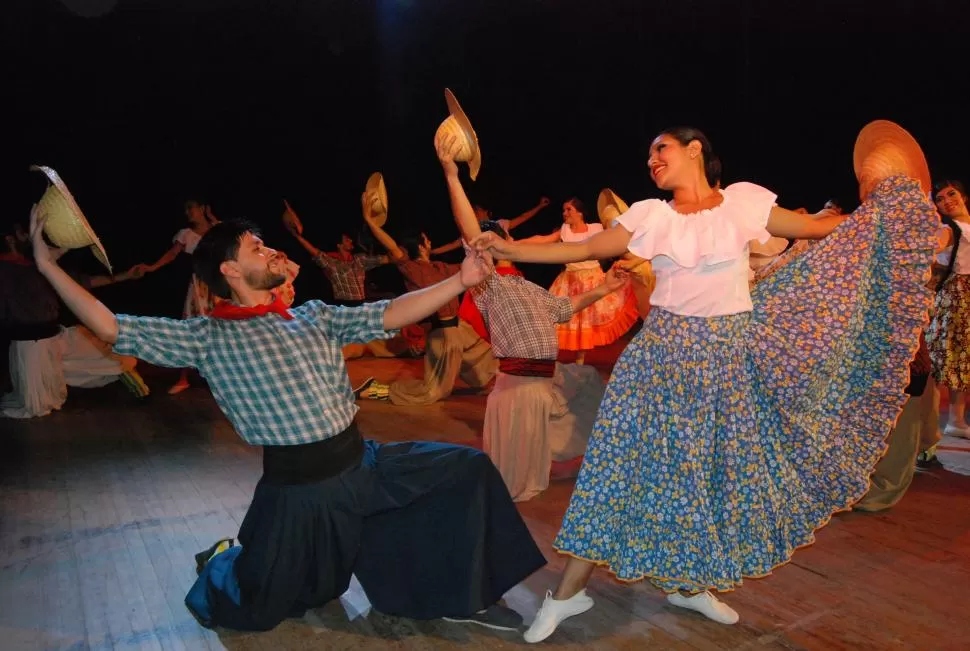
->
<box><xmin>2</xmin><ymin>343</ymin><xmax>969</xmax><ymax>651</ymax></box>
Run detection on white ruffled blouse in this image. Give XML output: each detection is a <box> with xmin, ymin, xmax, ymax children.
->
<box><xmin>173</xmin><ymin>228</ymin><xmax>203</xmax><ymax>255</ymax></box>
<box><xmin>616</xmin><ymin>182</ymin><xmax>777</xmax><ymax>317</ymax></box>
<box><xmin>561</xmin><ymin>222</ymin><xmax>603</xmax><ymax>271</ymax></box>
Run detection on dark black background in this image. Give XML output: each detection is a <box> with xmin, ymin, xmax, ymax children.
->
<box><xmin>2</xmin><ymin>0</ymin><xmax>964</xmax><ymax>314</ymax></box>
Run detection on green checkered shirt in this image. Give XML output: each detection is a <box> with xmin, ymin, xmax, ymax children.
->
<box><xmin>113</xmin><ymin>300</ymin><xmax>396</xmax><ymax>446</ymax></box>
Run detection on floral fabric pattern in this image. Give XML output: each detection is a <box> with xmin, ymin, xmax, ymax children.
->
<box><xmin>549</xmin><ymin>266</ymin><xmax>640</xmax><ymax>351</ymax></box>
<box><xmin>927</xmin><ymin>273</ymin><xmax>970</xmax><ymax>390</ymax></box>
<box><xmin>554</xmin><ymin>175</ymin><xmax>938</xmax><ymax>593</ymax></box>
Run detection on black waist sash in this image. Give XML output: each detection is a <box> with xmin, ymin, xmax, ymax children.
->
<box><xmin>430</xmin><ymin>315</ymin><xmax>459</xmax><ymax>330</ymax></box>
<box><xmin>261</xmin><ymin>421</ymin><xmax>365</xmax><ymax>485</ymax></box>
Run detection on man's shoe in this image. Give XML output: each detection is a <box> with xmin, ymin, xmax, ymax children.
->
<box><xmin>194</xmin><ymin>537</ymin><xmax>234</xmax><ymax>575</ymax></box>
<box><xmin>352</xmin><ymin>377</ymin><xmax>375</xmax><ymax>399</ymax></box>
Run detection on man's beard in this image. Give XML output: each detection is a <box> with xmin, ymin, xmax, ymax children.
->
<box><xmin>245</xmin><ymin>268</ymin><xmax>286</xmax><ymax>292</ymax></box>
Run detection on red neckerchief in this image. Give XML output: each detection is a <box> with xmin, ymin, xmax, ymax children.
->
<box><xmin>0</xmin><ymin>252</ymin><xmax>31</xmax><ymax>266</ymax></box>
<box><xmin>458</xmin><ymin>265</ymin><xmax>524</xmax><ymax>341</ymax></box>
<box><xmin>210</xmin><ymin>293</ymin><xmax>294</xmax><ymax>321</ymax></box>
<box><xmin>326</xmin><ymin>251</ymin><xmax>354</xmax><ymax>262</ymax></box>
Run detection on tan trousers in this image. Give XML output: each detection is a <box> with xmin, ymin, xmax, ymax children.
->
<box><xmin>856</xmin><ymin>379</ymin><xmax>940</xmax><ymax>512</ymax></box>
<box><xmin>342</xmin><ymin>334</ymin><xmax>416</xmax><ymax>360</ymax></box>
<box><xmin>389</xmin><ymin>320</ymin><xmax>496</xmax><ymax>406</ymax></box>
<box><xmin>483</xmin><ymin>363</ymin><xmax>605</xmax><ymax>502</ymax></box>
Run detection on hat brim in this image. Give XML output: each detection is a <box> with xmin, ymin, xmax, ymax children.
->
<box><xmin>30</xmin><ymin>165</ymin><xmax>111</xmax><ymax>272</ymax></box>
<box><xmin>596</xmin><ymin>188</ymin><xmax>630</xmax><ymax>228</ymax></box>
<box><xmin>365</xmin><ymin>172</ymin><xmax>388</xmax><ymax>227</ymax></box>
<box><xmin>444</xmin><ymin>89</ymin><xmax>481</xmax><ymax>181</ymax></box>
<box><xmin>852</xmin><ymin>120</ymin><xmax>930</xmax><ymax>199</ymax></box>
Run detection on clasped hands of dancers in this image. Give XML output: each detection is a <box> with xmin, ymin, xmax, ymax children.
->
<box><xmin>28</xmin><ymin>91</ymin><xmax>939</xmax><ymax>644</ymax></box>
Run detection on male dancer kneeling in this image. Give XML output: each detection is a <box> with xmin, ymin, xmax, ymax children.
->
<box><xmin>27</xmin><ymin>205</ymin><xmax>546</xmax><ymax>632</ymax></box>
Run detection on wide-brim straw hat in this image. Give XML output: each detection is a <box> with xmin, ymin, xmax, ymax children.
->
<box><xmin>853</xmin><ymin>120</ymin><xmax>930</xmax><ymax>201</ymax></box>
<box><xmin>364</xmin><ymin>172</ymin><xmax>388</xmax><ymax>227</ymax></box>
<box><xmin>436</xmin><ymin>88</ymin><xmax>481</xmax><ymax>181</ymax></box>
<box><xmin>597</xmin><ymin>188</ymin><xmax>630</xmax><ymax>228</ymax></box>
<box><xmin>30</xmin><ymin>165</ymin><xmax>111</xmax><ymax>272</ymax></box>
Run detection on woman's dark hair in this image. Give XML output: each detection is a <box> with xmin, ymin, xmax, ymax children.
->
<box><xmin>657</xmin><ymin>126</ymin><xmax>722</xmax><ymax>187</ymax></box>
<box><xmin>934</xmin><ymin>179</ymin><xmax>968</xmax><ymax>291</ymax></box>
<box><xmin>934</xmin><ymin>179</ymin><xmax>968</xmax><ymax>202</ymax></box>
<box><xmin>480</xmin><ymin>220</ymin><xmax>509</xmax><ymax>240</ymax></box>
<box><xmin>565</xmin><ymin>197</ymin><xmax>589</xmax><ymax>221</ymax></box>
<box><xmin>193</xmin><ymin>219</ymin><xmax>261</xmax><ymax>299</ymax></box>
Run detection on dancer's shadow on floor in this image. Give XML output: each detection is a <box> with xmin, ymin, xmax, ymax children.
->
<box><xmin>212</xmin><ymin>564</ymin><xmax>646</xmax><ymax>649</ymax></box>
<box><xmin>212</xmin><ymin>601</ymin><xmax>526</xmax><ymax>649</ymax></box>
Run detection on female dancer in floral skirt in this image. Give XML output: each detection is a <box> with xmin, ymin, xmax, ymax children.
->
<box><xmin>473</xmin><ymin>125</ymin><xmax>938</xmax><ymax>642</ymax></box>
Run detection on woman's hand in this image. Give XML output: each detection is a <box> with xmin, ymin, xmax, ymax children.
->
<box><xmin>470</xmin><ymin>231</ymin><xmax>516</xmax><ymax>258</ymax></box>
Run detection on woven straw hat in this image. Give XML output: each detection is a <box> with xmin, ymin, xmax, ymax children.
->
<box><xmin>436</xmin><ymin>89</ymin><xmax>481</xmax><ymax>181</ymax></box>
<box><xmin>30</xmin><ymin>165</ymin><xmax>111</xmax><ymax>272</ymax></box>
<box><xmin>364</xmin><ymin>172</ymin><xmax>388</xmax><ymax>227</ymax></box>
<box><xmin>597</xmin><ymin>188</ymin><xmax>630</xmax><ymax>228</ymax></box>
<box><xmin>853</xmin><ymin>120</ymin><xmax>930</xmax><ymax>201</ymax></box>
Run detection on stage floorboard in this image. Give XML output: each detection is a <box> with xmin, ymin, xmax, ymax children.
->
<box><xmin>2</xmin><ymin>341</ymin><xmax>969</xmax><ymax>650</ymax></box>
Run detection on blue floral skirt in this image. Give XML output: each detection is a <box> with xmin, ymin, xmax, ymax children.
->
<box><xmin>553</xmin><ymin>176</ymin><xmax>939</xmax><ymax>593</ymax></box>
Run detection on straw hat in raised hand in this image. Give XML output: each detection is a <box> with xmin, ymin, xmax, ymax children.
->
<box><xmin>597</xmin><ymin>188</ymin><xmax>630</xmax><ymax>229</ymax></box>
<box><xmin>597</xmin><ymin>188</ymin><xmax>655</xmax><ymax>312</ymax></box>
<box><xmin>853</xmin><ymin>120</ymin><xmax>931</xmax><ymax>201</ymax></box>
<box><xmin>363</xmin><ymin>172</ymin><xmax>388</xmax><ymax>227</ymax></box>
<box><xmin>30</xmin><ymin>165</ymin><xmax>111</xmax><ymax>272</ymax></box>
<box><xmin>435</xmin><ymin>88</ymin><xmax>481</xmax><ymax>181</ymax></box>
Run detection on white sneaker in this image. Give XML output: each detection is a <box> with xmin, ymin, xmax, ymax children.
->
<box><xmin>523</xmin><ymin>589</ymin><xmax>594</xmax><ymax>643</ymax></box>
<box><xmin>667</xmin><ymin>591</ymin><xmax>739</xmax><ymax>625</ymax></box>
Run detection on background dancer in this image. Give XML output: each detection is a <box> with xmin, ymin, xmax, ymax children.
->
<box><xmin>284</xmin><ymin>202</ymin><xmax>389</xmax><ymax>307</ymax></box>
<box><xmin>517</xmin><ymin>198</ymin><xmax>639</xmax><ymax>364</ymax></box>
<box><xmin>2</xmin><ymin>223</ymin><xmax>149</xmax><ymax>418</ymax></box>
<box><xmin>431</xmin><ymin>196</ymin><xmax>552</xmax><ymax>256</ymax></box>
<box><xmin>358</xmin><ymin>191</ymin><xmax>496</xmax><ymax>404</ymax></box>
<box><xmin>138</xmin><ymin>199</ymin><xmax>220</xmax><ymax>394</ymax></box>
<box><xmin>927</xmin><ymin>179</ymin><xmax>970</xmax><ymax>438</ymax></box>
<box><xmin>437</xmin><ymin>133</ymin><xmax>614</xmax><ymax>501</ymax></box>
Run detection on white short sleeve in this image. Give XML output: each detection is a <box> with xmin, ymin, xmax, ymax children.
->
<box><xmin>722</xmin><ymin>182</ymin><xmax>777</xmax><ymax>245</ymax></box>
<box><xmin>615</xmin><ymin>200</ymin><xmax>660</xmax><ymax>235</ymax></box>
<box><xmin>173</xmin><ymin>228</ymin><xmax>202</xmax><ymax>254</ymax></box>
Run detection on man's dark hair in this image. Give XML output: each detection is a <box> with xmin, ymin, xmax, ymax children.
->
<box><xmin>399</xmin><ymin>235</ymin><xmax>423</xmax><ymax>260</ymax></box>
<box><xmin>194</xmin><ymin>219</ymin><xmax>261</xmax><ymax>299</ymax></box>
